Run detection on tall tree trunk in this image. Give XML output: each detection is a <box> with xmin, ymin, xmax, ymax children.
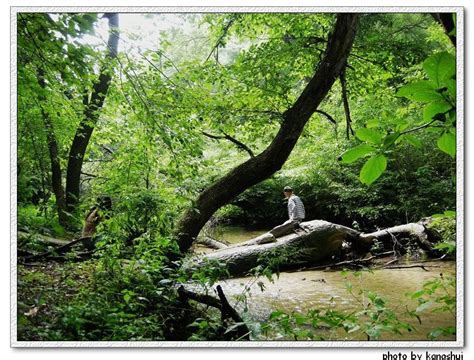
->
<box><xmin>65</xmin><ymin>13</ymin><xmax>119</xmax><ymax>213</ymax></box>
<box><xmin>37</xmin><ymin>67</ymin><xmax>69</xmax><ymax>227</ymax></box>
<box><xmin>175</xmin><ymin>14</ymin><xmax>359</xmax><ymax>253</ymax></box>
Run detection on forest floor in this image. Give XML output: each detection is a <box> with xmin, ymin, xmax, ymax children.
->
<box><xmin>17</xmin><ymin>261</ymin><xmax>95</xmax><ymax>341</ymax></box>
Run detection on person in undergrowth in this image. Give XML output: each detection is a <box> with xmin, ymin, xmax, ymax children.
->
<box><xmin>81</xmin><ymin>195</ymin><xmax>112</xmax><ymax>250</ymax></box>
<box><xmin>270</xmin><ymin>186</ymin><xmax>306</xmax><ymax>238</ymax></box>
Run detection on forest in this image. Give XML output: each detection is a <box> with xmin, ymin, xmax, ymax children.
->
<box><xmin>16</xmin><ymin>11</ymin><xmax>458</xmax><ymax>342</ymax></box>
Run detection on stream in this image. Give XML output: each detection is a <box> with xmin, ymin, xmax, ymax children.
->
<box><xmin>196</xmin><ymin>226</ymin><xmax>457</xmax><ymax>341</ymax></box>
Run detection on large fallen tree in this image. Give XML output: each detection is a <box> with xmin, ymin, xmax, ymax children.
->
<box><xmin>187</xmin><ymin>219</ymin><xmax>442</xmax><ymax>277</ymax></box>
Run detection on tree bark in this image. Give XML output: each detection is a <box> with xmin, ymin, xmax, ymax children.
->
<box><xmin>186</xmin><ymin>219</ymin><xmax>436</xmax><ymax>277</ymax></box>
<box><xmin>37</xmin><ymin>67</ymin><xmax>69</xmax><ymax>227</ymax></box>
<box><xmin>175</xmin><ymin>14</ymin><xmax>359</xmax><ymax>253</ymax></box>
<box><xmin>187</xmin><ymin>220</ymin><xmax>360</xmax><ymax>276</ymax></box>
<box><xmin>65</xmin><ymin>13</ymin><xmax>119</xmax><ymax>213</ymax></box>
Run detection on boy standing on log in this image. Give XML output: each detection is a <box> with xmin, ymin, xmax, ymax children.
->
<box><xmin>270</xmin><ymin>186</ymin><xmax>305</xmax><ymax>238</ymax></box>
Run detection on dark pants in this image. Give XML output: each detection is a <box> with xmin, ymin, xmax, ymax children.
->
<box><xmin>270</xmin><ymin>219</ymin><xmax>303</xmax><ymax>238</ymax></box>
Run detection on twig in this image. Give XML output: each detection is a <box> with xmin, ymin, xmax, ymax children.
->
<box><xmin>383</xmin><ymin>264</ymin><xmax>440</xmax><ymax>271</ymax></box>
<box><xmin>202</xmin><ymin>130</ymin><xmax>254</xmax><ymax>157</ymax></box>
<box><xmin>204</xmin><ymin>16</ymin><xmax>236</xmax><ymax>63</ymax></box>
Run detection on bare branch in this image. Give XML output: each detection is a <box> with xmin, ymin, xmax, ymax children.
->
<box><xmin>202</xmin><ymin>130</ymin><xmax>254</xmax><ymax>158</ymax></box>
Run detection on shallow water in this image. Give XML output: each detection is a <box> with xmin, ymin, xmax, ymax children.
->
<box><xmin>199</xmin><ymin>226</ymin><xmax>457</xmax><ymax>341</ymax></box>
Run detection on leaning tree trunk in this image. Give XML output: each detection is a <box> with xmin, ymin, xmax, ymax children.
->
<box><xmin>187</xmin><ymin>220</ymin><xmax>437</xmax><ymax>277</ymax></box>
<box><xmin>175</xmin><ymin>14</ymin><xmax>359</xmax><ymax>253</ymax></box>
<box><xmin>65</xmin><ymin>13</ymin><xmax>119</xmax><ymax>213</ymax></box>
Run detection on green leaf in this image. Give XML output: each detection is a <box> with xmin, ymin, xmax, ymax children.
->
<box><xmin>356</xmin><ymin>128</ymin><xmax>384</xmax><ymax>145</ymax></box>
<box><xmin>437</xmin><ymin>132</ymin><xmax>456</xmax><ymax>158</ymax></box>
<box><xmin>360</xmin><ymin>155</ymin><xmax>387</xmax><ymax>185</ymax></box>
<box><xmin>340</xmin><ymin>144</ymin><xmax>375</xmax><ymax>164</ymax></box>
<box><xmin>396</xmin><ymin>81</ymin><xmax>444</xmax><ymax>102</ymax></box>
<box><xmin>365</xmin><ymin>119</ymin><xmax>379</xmax><ymax>128</ymax></box>
<box><xmin>423</xmin><ymin>52</ymin><xmax>455</xmax><ymax>87</ymax></box>
<box><xmin>383</xmin><ymin>132</ymin><xmax>400</xmax><ymax>149</ymax></box>
<box><xmin>446</xmin><ymin>79</ymin><xmax>456</xmax><ymax>98</ymax></box>
<box><xmin>404</xmin><ymin>135</ymin><xmax>422</xmax><ymax>148</ymax></box>
<box><xmin>423</xmin><ymin>100</ymin><xmax>453</xmax><ymax>121</ymax></box>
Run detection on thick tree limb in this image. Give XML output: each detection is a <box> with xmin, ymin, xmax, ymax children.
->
<box><xmin>196</xmin><ymin>237</ymin><xmax>229</xmax><ymax>250</ymax></box>
<box><xmin>358</xmin><ymin>223</ymin><xmax>433</xmax><ymax>252</ymax></box>
<box><xmin>65</xmin><ymin>13</ymin><xmax>119</xmax><ymax>213</ymax></box>
<box><xmin>202</xmin><ymin>131</ymin><xmax>254</xmax><ymax>157</ymax></box>
<box><xmin>176</xmin><ymin>14</ymin><xmax>359</xmax><ymax>253</ymax></box>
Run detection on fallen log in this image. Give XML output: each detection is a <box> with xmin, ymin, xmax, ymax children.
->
<box><xmin>359</xmin><ymin>222</ymin><xmax>434</xmax><ymax>253</ymax></box>
<box><xmin>187</xmin><ymin>220</ymin><xmax>360</xmax><ymax>276</ymax></box>
<box><xmin>187</xmin><ymin>219</ymin><xmax>437</xmax><ymax>277</ymax></box>
<box><xmin>20</xmin><ymin>236</ymin><xmax>95</xmax><ymax>262</ymax></box>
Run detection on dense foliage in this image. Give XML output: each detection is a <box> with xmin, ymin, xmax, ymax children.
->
<box><xmin>16</xmin><ymin>12</ymin><xmax>457</xmax><ymax>342</ymax></box>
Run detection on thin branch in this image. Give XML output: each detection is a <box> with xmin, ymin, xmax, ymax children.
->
<box><xmin>315</xmin><ymin>109</ymin><xmax>337</xmax><ymax>125</ymax></box>
<box><xmin>339</xmin><ymin>66</ymin><xmax>354</xmax><ymax>140</ymax></box>
<box><xmin>202</xmin><ymin>130</ymin><xmax>254</xmax><ymax>158</ymax></box>
<box><xmin>204</xmin><ymin>16</ymin><xmax>236</xmax><ymax>63</ymax></box>
<box><xmin>177</xmin><ymin>285</ymin><xmax>250</xmax><ymax>340</ymax></box>
<box><xmin>400</xmin><ymin>118</ymin><xmax>439</xmax><ymax>135</ymax></box>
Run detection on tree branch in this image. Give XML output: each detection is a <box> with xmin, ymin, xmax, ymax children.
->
<box><xmin>202</xmin><ymin>130</ymin><xmax>255</xmax><ymax>157</ymax></box>
<box><xmin>178</xmin><ymin>285</ymin><xmax>250</xmax><ymax>340</ymax></box>
<box><xmin>205</xmin><ymin>16</ymin><xmax>236</xmax><ymax>63</ymax></box>
<box><xmin>340</xmin><ymin>66</ymin><xmax>354</xmax><ymax>139</ymax></box>
<box><xmin>315</xmin><ymin>109</ymin><xmax>337</xmax><ymax>125</ymax></box>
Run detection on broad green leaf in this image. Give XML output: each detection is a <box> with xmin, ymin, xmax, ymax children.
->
<box><xmin>396</xmin><ymin>81</ymin><xmax>444</xmax><ymax>102</ymax></box>
<box><xmin>356</xmin><ymin>128</ymin><xmax>384</xmax><ymax>145</ymax></box>
<box><xmin>365</xmin><ymin>119</ymin><xmax>379</xmax><ymax>128</ymax></box>
<box><xmin>423</xmin><ymin>52</ymin><xmax>455</xmax><ymax>87</ymax></box>
<box><xmin>404</xmin><ymin>135</ymin><xmax>422</xmax><ymax>148</ymax></box>
<box><xmin>423</xmin><ymin>100</ymin><xmax>453</xmax><ymax>121</ymax></box>
<box><xmin>446</xmin><ymin>79</ymin><xmax>456</xmax><ymax>98</ymax></box>
<box><xmin>340</xmin><ymin>144</ymin><xmax>375</xmax><ymax>164</ymax></box>
<box><xmin>383</xmin><ymin>132</ymin><xmax>400</xmax><ymax>149</ymax></box>
<box><xmin>360</xmin><ymin>155</ymin><xmax>387</xmax><ymax>185</ymax></box>
<box><xmin>437</xmin><ymin>132</ymin><xmax>456</xmax><ymax>158</ymax></box>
